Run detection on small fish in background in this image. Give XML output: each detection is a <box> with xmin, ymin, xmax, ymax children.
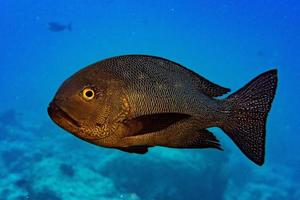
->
<box><xmin>48</xmin><ymin>22</ymin><xmax>72</xmax><ymax>32</ymax></box>
<box><xmin>48</xmin><ymin>55</ymin><xmax>278</xmax><ymax>166</ymax></box>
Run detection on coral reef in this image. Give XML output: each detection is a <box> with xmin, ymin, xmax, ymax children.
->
<box><xmin>0</xmin><ymin>109</ymin><xmax>299</xmax><ymax>200</ymax></box>
<box><xmin>59</xmin><ymin>163</ymin><xmax>75</xmax><ymax>178</ymax></box>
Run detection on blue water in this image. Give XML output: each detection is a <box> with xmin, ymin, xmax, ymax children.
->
<box><xmin>1</xmin><ymin>0</ymin><xmax>299</xmax><ymax>199</ymax></box>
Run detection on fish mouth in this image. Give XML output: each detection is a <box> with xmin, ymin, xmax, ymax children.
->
<box><xmin>48</xmin><ymin>101</ymin><xmax>81</xmax><ymax>128</ymax></box>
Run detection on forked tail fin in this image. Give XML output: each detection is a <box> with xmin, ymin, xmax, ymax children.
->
<box><xmin>222</xmin><ymin>69</ymin><xmax>278</xmax><ymax>166</ymax></box>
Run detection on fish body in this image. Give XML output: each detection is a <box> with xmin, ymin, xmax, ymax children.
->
<box><xmin>48</xmin><ymin>55</ymin><xmax>277</xmax><ymax>165</ymax></box>
<box><xmin>48</xmin><ymin>22</ymin><xmax>72</xmax><ymax>32</ymax></box>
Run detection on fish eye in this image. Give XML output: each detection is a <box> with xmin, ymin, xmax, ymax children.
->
<box><xmin>82</xmin><ymin>88</ymin><xmax>95</xmax><ymax>101</ymax></box>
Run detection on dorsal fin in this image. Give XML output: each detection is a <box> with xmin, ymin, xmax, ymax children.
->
<box><xmin>123</xmin><ymin>55</ymin><xmax>231</xmax><ymax>97</ymax></box>
<box><xmin>199</xmin><ymin>79</ymin><xmax>230</xmax><ymax>97</ymax></box>
<box><xmin>166</xmin><ymin>58</ymin><xmax>231</xmax><ymax>97</ymax></box>
<box><xmin>187</xmin><ymin>70</ymin><xmax>231</xmax><ymax>97</ymax></box>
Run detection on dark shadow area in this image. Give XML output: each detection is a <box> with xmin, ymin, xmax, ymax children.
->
<box><xmin>59</xmin><ymin>163</ymin><xmax>75</xmax><ymax>178</ymax></box>
<box><xmin>99</xmin><ymin>151</ymin><xmax>229</xmax><ymax>200</ymax></box>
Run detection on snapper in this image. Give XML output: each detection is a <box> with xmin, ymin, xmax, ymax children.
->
<box><xmin>48</xmin><ymin>55</ymin><xmax>277</xmax><ymax>166</ymax></box>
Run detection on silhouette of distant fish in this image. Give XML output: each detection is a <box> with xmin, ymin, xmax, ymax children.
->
<box><xmin>48</xmin><ymin>22</ymin><xmax>72</xmax><ymax>32</ymax></box>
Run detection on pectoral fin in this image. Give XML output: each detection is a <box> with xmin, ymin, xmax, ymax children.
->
<box><xmin>123</xmin><ymin>113</ymin><xmax>191</xmax><ymax>136</ymax></box>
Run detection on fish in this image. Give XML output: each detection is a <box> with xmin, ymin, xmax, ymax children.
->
<box><xmin>48</xmin><ymin>22</ymin><xmax>72</xmax><ymax>32</ymax></box>
<box><xmin>47</xmin><ymin>55</ymin><xmax>278</xmax><ymax>166</ymax></box>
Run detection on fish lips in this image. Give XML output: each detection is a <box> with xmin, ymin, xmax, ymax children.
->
<box><xmin>48</xmin><ymin>101</ymin><xmax>81</xmax><ymax>131</ymax></box>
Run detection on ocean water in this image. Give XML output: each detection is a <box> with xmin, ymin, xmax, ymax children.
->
<box><xmin>0</xmin><ymin>0</ymin><xmax>299</xmax><ymax>199</ymax></box>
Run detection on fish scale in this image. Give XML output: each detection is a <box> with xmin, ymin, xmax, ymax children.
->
<box><xmin>99</xmin><ymin>55</ymin><xmax>224</xmax><ymax>118</ymax></box>
<box><xmin>48</xmin><ymin>55</ymin><xmax>278</xmax><ymax>166</ymax></box>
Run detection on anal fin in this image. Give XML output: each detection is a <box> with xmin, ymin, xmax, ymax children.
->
<box><xmin>173</xmin><ymin>129</ymin><xmax>223</xmax><ymax>150</ymax></box>
<box><xmin>121</xmin><ymin>128</ymin><xmax>222</xmax><ymax>151</ymax></box>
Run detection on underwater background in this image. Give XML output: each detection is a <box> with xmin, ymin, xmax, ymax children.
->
<box><xmin>0</xmin><ymin>0</ymin><xmax>299</xmax><ymax>199</ymax></box>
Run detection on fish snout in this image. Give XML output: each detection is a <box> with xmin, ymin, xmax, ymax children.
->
<box><xmin>47</xmin><ymin>101</ymin><xmax>81</xmax><ymax>128</ymax></box>
<box><xmin>47</xmin><ymin>101</ymin><xmax>57</xmax><ymax>119</ymax></box>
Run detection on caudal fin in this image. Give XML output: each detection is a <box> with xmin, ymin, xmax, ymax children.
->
<box><xmin>222</xmin><ymin>69</ymin><xmax>278</xmax><ymax>166</ymax></box>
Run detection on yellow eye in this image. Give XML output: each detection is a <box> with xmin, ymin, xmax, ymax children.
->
<box><xmin>82</xmin><ymin>88</ymin><xmax>95</xmax><ymax>101</ymax></box>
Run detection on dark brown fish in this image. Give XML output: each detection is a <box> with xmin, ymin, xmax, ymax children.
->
<box><xmin>48</xmin><ymin>55</ymin><xmax>278</xmax><ymax>166</ymax></box>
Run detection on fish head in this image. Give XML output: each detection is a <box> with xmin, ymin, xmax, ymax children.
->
<box><xmin>48</xmin><ymin>65</ymin><xmax>126</xmax><ymax>143</ymax></box>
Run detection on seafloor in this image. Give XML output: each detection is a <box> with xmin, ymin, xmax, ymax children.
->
<box><xmin>0</xmin><ymin>109</ymin><xmax>298</xmax><ymax>200</ymax></box>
